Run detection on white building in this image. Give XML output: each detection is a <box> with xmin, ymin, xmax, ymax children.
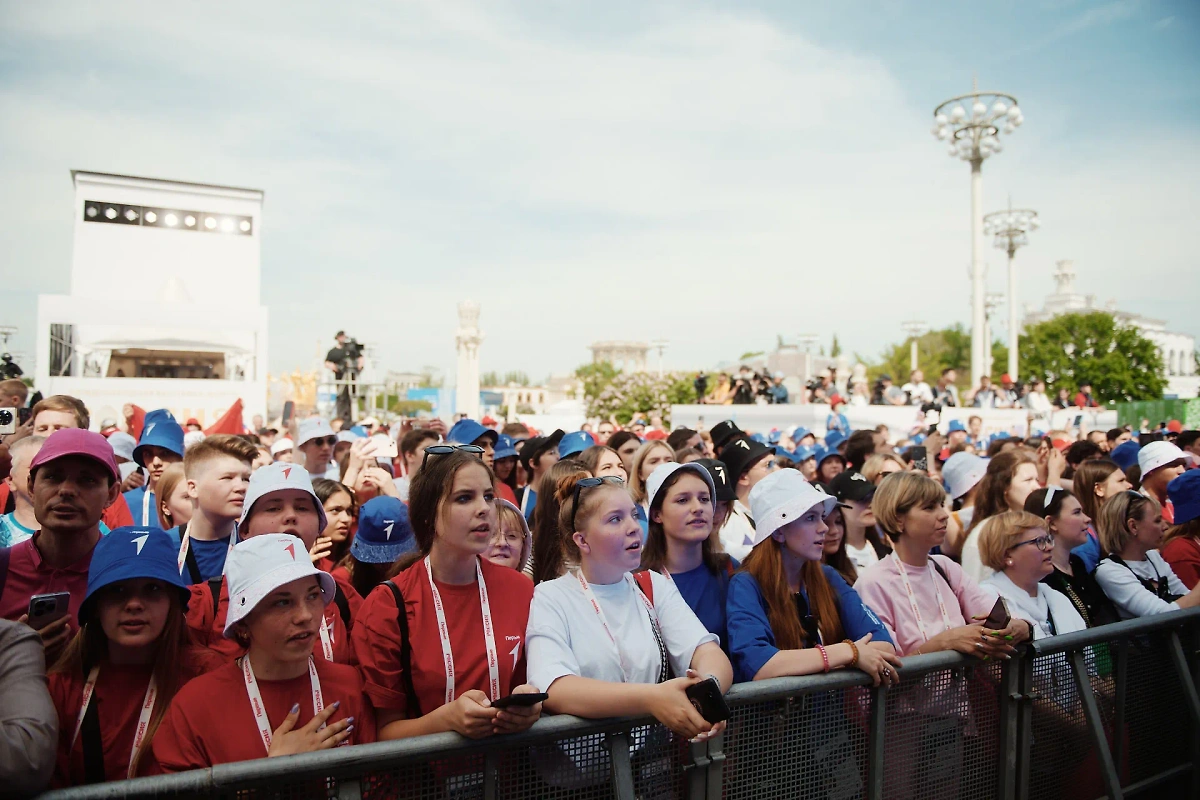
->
<box><xmin>1023</xmin><ymin>260</ymin><xmax>1197</xmax><ymax>398</ymax></box>
<box><xmin>35</xmin><ymin>171</ymin><xmax>268</xmax><ymax>428</ymax></box>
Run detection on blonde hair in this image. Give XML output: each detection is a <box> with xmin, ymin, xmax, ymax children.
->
<box><xmin>554</xmin><ymin>474</ymin><xmax>631</xmax><ymax>563</ymax></box>
<box><xmin>156</xmin><ymin>463</ymin><xmax>188</xmax><ymax>529</ymax></box>
<box><xmin>31</xmin><ymin>394</ymin><xmax>89</xmax><ymax>429</ymax></box>
<box><xmin>861</xmin><ymin>453</ymin><xmax>907</xmax><ymax>485</ymax></box>
<box><xmin>183</xmin><ymin>434</ymin><xmax>258</xmax><ymax>476</ymax></box>
<box><xmin>1096</xmin><ymin>491</ymin><xmax>1161</xmax><ymax>556</ymax></box>
<box><xmin>872</xmin><ymin>471</ymin><xmax>947</xmax><ymax>538</ymax></box>
<box><xmin>978</xmin><ymin>510</ymin><xmax>1047</xmax><ymax>571</ymax></box>
<box><xmin>629</xmin><ymin>441</ymin><xmax>675</xmax><ymax>504</ymax></box>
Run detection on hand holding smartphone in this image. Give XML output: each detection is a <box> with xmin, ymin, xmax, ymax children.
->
<box><xmin>27</xmin><ymin>592</ymin><xmax>71</xmax><ymax>631</ymax></box>
<box><xmin>490</xmin><ymin>691</ymin><xmax>548</xmax><ymax>710</ymax></box>
<box><xmin>685</xmin><ymin>676</ymin><xmax>729</xmax><ymax>724</ymax></box>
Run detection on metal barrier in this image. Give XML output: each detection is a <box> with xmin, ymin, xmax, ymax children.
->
<box><xmin>38</xmin><ymin>607</ymin><xmax>1200</xmax><ymax>800</ymax></box>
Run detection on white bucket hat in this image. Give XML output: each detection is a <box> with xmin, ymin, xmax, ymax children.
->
<box><xmin>943</xmin><ymin>452</ymin><xmax>988</xmax><ymax>500</ymax></box>
<box><xmin>270</xmin><ymin>438</ymin><xmax>294</xmax><ymax>457</ymax></box>
<box><xmin>646</xmin><ymin>462</ymin><xmax>717</xmax><ymax>511</ymax></box>
<box><xmin>297</xmin><ymin>418</ymin><xmax>335</xmax><ymax>447</ymax></box>
<box><xmin>239</xmin><ymin>462</ymin><xmax>328</xmax><ymax>530</ymax></box>
<box><xmin>223</xmin><ymin>534</ymin><xmax>336</xmax><ymax>638</ymax></box>
<box><xmin>747</xmin><ymin>469</ymin><xmax>837</xmax><ymax>548</ymax></box>
<box><xmin>1138</xmin><ymin>441</ymin><xmax>1186</xmax><ymax>477</ymax></box>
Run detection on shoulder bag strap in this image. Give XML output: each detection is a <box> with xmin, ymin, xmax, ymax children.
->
<box><xmin>80</xmin><ymin>678</ymin><xmax>106</xmax><ymax>783</ymax></box>
<box><xmin>183</xmin><ymin>529</ymin><xmax>202</xmax><ymax>586</ymax></box>
<box><xmin>333</xmin><ymin>585</ymin><xmax>351</xmax><ymax>626</ymax></box>
<box><xmin>383</xmin><ymin>581</ymin><xmax>421</xmax><ymax>719</ymax></box>
<box><xmin>208</xmin><ymin>576</ymin><xmax>223</xmax><ymax>617</ymax></box>
<box><xmin>633</xmin><ymin>568</ymin><xmax>655</xmax><ymax>605</ymax></box>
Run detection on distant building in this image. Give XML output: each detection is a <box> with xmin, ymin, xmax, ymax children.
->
<box><xmin>1023</xmin><ymin>260</ymin><xmax>1197</xmax><ymax>398</ymax></box>
<box><xmin>590</xmin><ymin>341</ymin><xmax>650</xmax><ymax>372</ymax></box>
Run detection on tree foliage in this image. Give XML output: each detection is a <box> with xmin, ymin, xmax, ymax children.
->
<box><xmin>587</xmin><ymin>371</ymin><xmax>696</xmax><ymax>425</ymax></box>
<box><xmin>830</xmin><ymin>334</ymin><xmax>842</xmax><ymax>358</ymax></box>
<box><xmin>480</xmin><ymin>370</ymin><xmax>530</xmax><ymax>387</ymax></box>
<box><xmin>575</xmin><ymin>361</ymin><xmax>621</xmax><ymax>405</ymax></box>
<box><xmin>1019</xmin><ymin>312</ymin><xmax>1164</xmax><ymax>402</ymax></box>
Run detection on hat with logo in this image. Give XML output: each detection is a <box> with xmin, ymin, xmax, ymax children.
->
<box><xmin>749</xmin><ymin>432</ymin><xmax>768</xmax><ymax>445</ymax></box>
<box><xmin>447</xmin><ymin>418</ymin><xmax>499</xmax><ymax>448</ymax></box>
<box><xmin>30</xmin><ymin>428</ymin><xmax>120</xmax><ymax>484</ymax></box>
<box><xmin>351</xmin><ymin>497</ymin><xmax>417</xmax><ymax>564</ymax></box>
<box><xmin>1138</xmin><ymin>441</ymin><xmax>1186</xmax><ymax>477</ymax></box>
<box><xmin>239</xmin><ymin>462</ymin><xmax>327</xmax><ymax>531</ymax></box>
<box><xmin>694</xmin><ymin>458</ymin><xmax>737</xmax><ymax>503</ymax></box>
<box><xmin>494</xmin><ymin>434</ymin><xmax>518</xmax><ymax>461</ymax></box>
<box><xmin>947</xmin><ymin>419</ymin><xmax>967</xmax><ymax>434</ymax></box>
<box><xmin>559</xmin><ymin>430</ymin><xmax>596</xmax><ymax>459</ymax></box>
<box><xmin>1110</xmin><ymin>440</ymin><xmax>1141</xmax><ymax>472</ymax></box>
<box><xmin>80</xmin><ymin>527</ymin><xmax>190</xmax><ymax>623</ymax></box>
<box><xmin>709</xmin><ymin>420</ymin><xmax>744</xmax><ymax>454</ymax></box>
<box><xmin>1168</xmin><ymin>470</ymin><xmax>1200</xmax><ymax>526</ymax></box>
<box><xmin>645</xmin><ymin>461</ymin><xmax>717</xmax><ymax>512</ymax></box>
<box><xmin>815</xmin><ymin>445</ymin><xmax>845</xmax><ymax>467</ymax></box>
<box><xmin>793</xmin><ymin>444</ymin><xmax>818</xmax><ymax>463</ymax></box>
<box><xmin>336</xmin><ymin>430</ymin><xmax>363</xmax><ymax>444</ymax></box>
<box><xmin>223</xmin><ymin>534</ymin><xmax>336</xmax><ymax>637</ymax></box>
<box><xmin>790</xmin><ymin>426</ymin><xmax>813</xmax><ymax>442</ymax></box>
<box><xmin>828</xmin><ymin>470</ymin><xmax>876</xmax><ymax>505</ymax></box>
<box><xmin>773</xmin><ymin>446</ymin><xmax>797</xmax><ymax>462</ymax></box>
<box><xmin>183</xmin><ymin>431</ymin><xmax>206</xmax><ymax>451</ymax></box>
<box><xmin>824</xmin><ymin>429</ymin><xmax>848</xmax><ymax>450</ymax></box>
<box><xmin>943</xmin><ymin>452</ymin><xmax>988</xmax><ymax>499</ymax></box>
<box><xmin>297</xmin><ymin>418</ymin><xmax>335</xmax><ymax>447</ymax></box>
<box><xmin>107</xmin><ymin>431</ymin><xmax>137</xmax><ymax>462</ymax></box>
<box><xmin>747</xmin><ymin>470</ymin><xmax>838</xmax><ymax>547</ymax></box>
<box><xmin>270</xmin><ymin>438</ymin><xmax>294</xmax><ymax>457</ymax></box>
<box><xmin>767</xmin><ymin>429</ymin><xmax>782</xmax><ymax>445</ymax></box>
<box><xmin>719</xmin><ymin>436</ymin><xmax>774</xmax><ymax>483</ymax></box>
<box><xmin>133</xmin><ymin>409</ymin><xmax>185</xmax><ymax>466</ymax></box>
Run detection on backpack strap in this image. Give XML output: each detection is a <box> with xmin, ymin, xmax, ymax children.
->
<box><xmin>208</xmin><ymin>576</ymin><xmax>224</xmax><ymax>617</ymax></box>
<box><xmin>332</xmin><ymin>585</ymin><xmax>352</xmax><ymax>626</ymax></box>
<box><xmin>633</xmin><ymin>569</ymin><xmax>655</xmax><ymax>606</ymax></box>
<box><xmin>182</xmin><ymin>527</ymin><xmax>202</xmax><ymax>586</ymax></box>
<box><xmin>383</xmin><ymin>581</ymin><xmax>421</xmax><ymax>719</ymax></box>
<box><xmin>631</xmin><ymin>570</ymin><xmax>671</xmax><ymax>682</ymax></box>
<box><xmin>930</xmin><ymin>558</ymin><xmax>952</xmax><ymax>589</ymax></box>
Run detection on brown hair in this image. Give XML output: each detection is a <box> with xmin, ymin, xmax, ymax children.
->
<box><xmin>1096</xmin><ymin>491</ymin><xmax>1161</xmax><ymax>556</ymax></box>
<box><xmin>51</xmin><ymin>591</ymin><xmax>189</xmax><ymax>775</ymax></box>
<box><xmin>1073</xmin><ymin>459</ymin><xmax>1123</xmax><ymax>521</ymax></box>
<box><xmin>861</xmin><ymin>453</ymin><xmax>906</xmax><ymax>485</ymax></box>
<box><xmin>31</xmin><ymin>394</ymin><xmax>89</xmax><ymax>429</ymax></box>
<box><xmin>577</xmin><ymin>445</ymin><xmax>623</xmax><ymax>478</ymax></box>
<box><xmin>967</xmin><ymin>449</ymin><xmax>1036</xmax><ymax>534</ymax></box>
<box><xmin>978</xmin><ymin>510</ymin><xmax>1048</xmax><ymax>571</ymax></box>
<box><xmin>1165</xmin><ymin>518</ymin><xmax>1200</xmax><ymax>550</ymax></box>
<box><xmin>553</xmin><ymin>471</ymin><xmax>633</xmax><ymax>567</ymax></box>
<box><xmin>155</xmin><ymin>464</ymin><xmax>188</xmax><ymax>529</ymax></box>
<box><xmin>400</xmin><ymin>428</ymin><xmax>440</xmax><ymax>458</ymax></box>
<box><xmin>641</xmin><ymin>468</ymin><xmax>728</xmax><ymax>575</ymax></box>
<box><xmin>182</xmin><ymin>433</ymin><xmax>257</xmax><ymax>475</ymax></box>
<box><xmin>408</xmin><ymin>450</ymin><xmax>495</xmax><ymax>555</ymax></box>
<box><xmin>872</xmin><ymin>471</ymin><xmax>947</xmax><ymax>539</ymax></box>
<box><xmin>0</xmin><ymin>378</ymin><xmax>28</xmax><ymax>404</ymax></box>
<box><xmin>740</xmin><ymin>536</ymin><xmax>845</xmax><ymax>650</ymax></box>
<box><xmin>822</xmin><ymin>506</ymin><xmax>858</xmax><ymax>585</ymax></box>
<box><xmin>531</xmin><ymin>460</ymin><xmax>592</xmax><ymax>584</ymax></box>
<box><xmin>629</xmin><ymin>441</ymin><xmax>675</xmax><ymax>504</ymax></box>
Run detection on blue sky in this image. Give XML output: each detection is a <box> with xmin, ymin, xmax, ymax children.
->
<box><xmin>1</xmin><ymin>0</ymin><xmax>1197</xmax><ymax>383</ymax></box>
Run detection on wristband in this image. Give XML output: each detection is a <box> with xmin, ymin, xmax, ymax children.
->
<box><xmin>816</xmin><ymin>644</ymin><xmax>830</xmax><ymax>673</ymax></box>
<box><xmin>843</xmin><ymin>638</ymin><xmax>859</xmax><ymax>668</ymax></box>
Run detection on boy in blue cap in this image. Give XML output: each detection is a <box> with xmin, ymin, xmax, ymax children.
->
<box><xmin>124</xmin><ymin>409</ymin><xmax>184</xmax><ymax>527</ymax></box>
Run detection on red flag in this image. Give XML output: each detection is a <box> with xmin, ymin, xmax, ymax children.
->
<box><xmin>127</xmin><ymin>405</ymin><xmax>147</xmax><ymax>441</ymax></box>
<box><xmin>204</xmin><ymin>399</ymin><xmax>245</xmax><ymax>435</ymax></box>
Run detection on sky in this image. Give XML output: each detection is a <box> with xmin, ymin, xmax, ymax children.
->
<box><xmin>1</xmin><ymin>0</ymin><xmax>1198</xmax><ymax>384</ymax></box>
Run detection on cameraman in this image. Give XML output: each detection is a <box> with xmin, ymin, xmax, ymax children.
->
<box><xmin>324</xmin><ymin>331</ymin><xmax>364</xmax><ymax>424</ymax></box>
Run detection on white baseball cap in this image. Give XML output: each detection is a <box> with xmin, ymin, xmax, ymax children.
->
<box><xmin>270</xmin><ymin>438</ymin><xmax>294</xmax><ymax>457</ymax></box>
<box><xmin>1139</xmin><ymin>441</ymin><xmax>1187</xmax><ymax>477</ymax></box>
<box><xmin>223</xmin><ymin>534</ymin><xmax>336</xmax><ymax>638</ymax></box>
<box><xmin>943</xmin><ymin>452</ymin><xmax>988</xmax><ymax>500</ymax></box>
<box><xmin>239</xmin><ymin>462</ymin><xmax>328</xmax><ymax>531</ymax></box>
<box><xmin>183</xmin><ymin>430</ymin><xmax>206</xmax><ymax>451</ymax></box>
<box><xmin>646</xmin><ymin>462</ymin><xmax>717</xmax><ymax>512</ymax></box>
<box><xmin>747</xmin><ymin>469</ymin><xmax>837</xmax><ymax>548</ymax></box>
<box><xmin>297</xmin><ymin>418</ymin><xmax>335</xmax><ymax>447</ymax></box>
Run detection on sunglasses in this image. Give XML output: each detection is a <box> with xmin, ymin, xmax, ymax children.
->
<box><xmin>1011</xmin><ymin>533</ymin><xmax>1055</xmax><ymax>553</ymax></box>
<box><xmin>311</xmin><ymin>436</ymin><xmax>337</xmax><ymax>447</ymax></box>
<box><xmin>570</xmin><ymin>476</ymin><xmax>625</xmax><ymax>531</ymax></box>
<box><xmin>421</xmin><ymin>443</ymin><xmax>484</xmax><ymax>469</ymax></box>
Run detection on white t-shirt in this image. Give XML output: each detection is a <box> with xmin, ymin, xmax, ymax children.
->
<box><xmin>719</xmin><ymin>502</ymin><xmax>756</xmax><ymax>563</ymax></box>
<box><xmin>901</xmin><ymin>381</ymin><xmax>933</xmax><ymax>405</ymax></box>
<box><xmin>1094</xmin><ymin>551</ymin><xmax>1187</xmax><ymax>620</ymax></box>
<box><xmin>960</xmin><ymin>519</ymin><xmax>995</xmax><ymax>585</ymax></box>
<box><xmin>845</xmin><ymin>541</ymin><xmax>880</xmax><ymax>572</ymax></box>
<box><xmin>526</xmin><ymin>570</ymin><xmax>717</xmax><ymax>692</ymax></box>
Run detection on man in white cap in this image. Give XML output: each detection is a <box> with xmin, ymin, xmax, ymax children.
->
<box><xmin>295</xmin><ymin>418</ymin><xmax>339</xmax><ymax>480</ymax></box>
<box><xmin>1139</xmin><ymin>441</ymin><xmax>1188</xmax><ymax>524</ymax></box>
<box><xmin>270</xmin><ymin>438</ymin><xmax>294</xmax><ymax>464</ymax></box>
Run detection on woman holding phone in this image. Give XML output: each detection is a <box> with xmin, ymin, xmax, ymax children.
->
<box><xmin>352</xmin><ymin>448</ymin><xmax>543</xmax><ymax>740</ymax></box>
<box><xmin>152</xmin><ymin>534</ymin><xmax>373</xmax><ymax>770</ymax></box>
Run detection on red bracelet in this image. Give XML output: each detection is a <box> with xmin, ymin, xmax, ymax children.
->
<box><xmin>816</xmin><ymin>643</ymin><xmax>830</xmax><ymax>673</ymax></box>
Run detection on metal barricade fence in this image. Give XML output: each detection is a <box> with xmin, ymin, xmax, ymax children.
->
<box><xmin>37</xmin><ymin>608</ymin><xmax>1200</xmax><ymax>800</ymax></box>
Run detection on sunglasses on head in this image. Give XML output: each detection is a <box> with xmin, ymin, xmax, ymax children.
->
<box><xmin>421</xmin><ymin>443</ymin><xmax>484</xmax><ymax>469</ymax></box>
<box><xmin>571</xmin><ymin>476</ymin><xmax>625</xmax><ymax>531</ymax></box>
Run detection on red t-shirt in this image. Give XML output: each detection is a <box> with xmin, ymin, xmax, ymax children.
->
<box><xmin>496</xmin><ymin>482</ymin><xmax>517</xmax><ymax>506</ymax></box>
<box><xmin>352</xmin><ymin>556</ymin><xmax>532</xmax><ymax>716</ymax></box>
<box><xmin>47</xmin><ymin>648</ymin><xmax>222</xmax><ymax>785</ymax></box>
<box><xmin>102</xmin><ymin>495</ymin><xmax>134</xmax><ymax>532</ymax></box>
<box><xmin>330</xmin><ymin>565</ymin><xmax>364</xmax><ymax>624</ymax></box>
<box><xmin>1163</xmin><ymin>536</ymin><xmax>1200</xmax><ymax>590</ymax></box>
<box><xmin>151</xmin><ymin>656</ymin><xmax>375</xmax><ymax>772</ymax></box>
<box><xmin>184</xmin><ymin>577</ymin><xmax>354</xmax><ymax>665</ymax></box>
<box><xmin>0</xmin><ymin>534</ymin><xmax>94</xmax><ymax>632</ymax></box>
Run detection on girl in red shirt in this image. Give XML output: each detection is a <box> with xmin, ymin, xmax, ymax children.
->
<box><xmin>153</xmin><ymin>533</ymin><xmax>374</xmax><ymax>771</ymax></box>
<box><xmin>48</xmin><ymin>526</ymin><xmax>219</xmax><ymax>785</ymax></box>
<box><xmin>351</xmin><ymin>448</ymin><xmax>543</xmax><ymax>740</ymax></box>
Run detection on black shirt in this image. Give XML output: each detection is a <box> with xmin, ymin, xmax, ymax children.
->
<box><xmin>1041</xmin><ymin>553</ymin><xmax>1120</xmax><ymax>629</ymax></box>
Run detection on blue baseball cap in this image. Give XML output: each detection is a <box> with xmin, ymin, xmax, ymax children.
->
<box><xmin>1110</xmin><ymin>440</ymin><xmax>1141</xmax><ymax>472</ymax></box>
<box><xmin>80</xmin><ymin>527</ymin><xmax>190</xmax><ymax>623</ymax></box>
<box><xmin>794</xmin><ymin>444</ymin><xmax>818</xmax><ymax>462</ymax></box>
<box><xmin>495</xmin><ymin>434</ymin><xmax>518</xmax><ymax>461</ymax></box>
<box><xmin>791</xmin><ymin>427</ymin><xmax>813</xmax><ymax>441</ymax></box>
<box><xmin>1168</xmin><ymin>470</ymin><xmax>1200</xmax><ymax>525</ymax></box>
<box><xmin>947</xmin><ymin>419</ymin><xmax>967</xmax><ymax>433</ymax></box>
<box><xmin>816</xmin><ymin>445</ymin><xmax>845</xmax><ymax>466</ymax></box>
<box><xmin>559</xmin><ymin>430</ymin><xmax>596</xmax><ymax>459</ymax></box>
<box><xmin>824</xmin><ymin>429</ymin><xmax>848</xmax><ymax>449</ymax></box>
<box><xmin>133</xmin><ymin>409</ymin><xmax>185</xmax><ymax>466</ymax></box>
<box><xmin>768</xmin><ymin>429</ymin><xmax>782</xmax><ymax>445</ymax></box>
<box><xmin>446</xmin><ymin>419</ymin><xmax>499</xmax><ymax>447</ymax></box>
<box><xmin>773</xmin><ymin>445</ymin><xmax>796</xmax><ymax>461</ymax></box>
<box><xmin>351</xmin><ymin>497</ymin><xmax>418</xmax><ymax>564</ymax></box>
<box><xmin>749</xmin><ymin>433</ymin><xmax>769</xmax><ymax>445</ymax></box>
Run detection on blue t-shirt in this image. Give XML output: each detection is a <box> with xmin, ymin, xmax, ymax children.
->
<box><xmin>635</xmin><ymin>504</ymin><xmax>649</xmax><ymax>541</ymax></box>
<box><xmin>1072</xmin><ymin>526</ymin><xmax>1101</xmax><ymax>574</ymax></box>
<box><xmin>726</xmin><ymin>564</ymin><xmax>893</xmax><ymax>683</ymax></box>
<box><xmin>166</xmin><ymin>525</ymin><xmax>233</xmax><ymax>583</ymax></box>
<box><xmin>521</xmin><ymin>488</ymin><xmax>537</xmax><ymax>521</ymax></box>
<box><xmin>669</xmin><ymin>558</ymin><xmax>739</xmax><ymax>651</ymax></box>
<box><xmin>826</xmin><ymin>413</ymin><xmax>851</xmax><ymax>433</ymax></box>
<box><xmin>0</xmin><ymin>513</ymin><xmax>35</xmax><ymax>549</ymax></box>
<box><xmin>123</xmin><ymin>486</ymin><xmax>158</xmax><ymax>527</ymax></box>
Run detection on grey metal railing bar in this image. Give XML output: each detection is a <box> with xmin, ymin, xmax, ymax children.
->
<box><xmin>996</xmin><ymin>656</ymin><xmax>1021</xmax><ymax>800</ymax></box>
<box><xmin>1028</xmin><ymin>606</ymin><xmax>1200</xmax><ymax>656</ymax></box>
<box><xmin>866</xmin><ymin>684</ymin><xmax>887</xmax><ymax>800</ymax></box>
<box><xmin>1108</xmin><ymin>763</ymin><xmax>1193</xmax><ymax>799</ymax></box>
<box><xmin>1112</xmin><ymin>636</ymin><xmax>1128</xmax><ymax>773</ymax></box>
<box><xmin>605</xmin><ymin>730</ymin><xmax>634</xmax><ymax>800</ymax></box>
<box><xmin>1071</xmin><ymin>649</ymin><xmax>1124</xmax><ymax>800</ymax></box>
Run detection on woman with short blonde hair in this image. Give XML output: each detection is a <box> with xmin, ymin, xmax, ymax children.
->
<box><xmin>861</xmin><ymin>453</ymin><xmax>906</xmax><ymax>485</ymax></box>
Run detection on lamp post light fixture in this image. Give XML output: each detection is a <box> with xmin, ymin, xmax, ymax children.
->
<box><xmin>932</xmin><ymin>78</ymin><xmax>1023</xmax><ymax>389</ymax></box>
<box><xmin>900</xmin><ymin>321</ymin><xmax>929</xmax><ymax>373</ymax></box>
<box><xmin>983</xmin><ymin>199</ymin><xmax>1039</xmax><ymax>383</ymax></box>
<box><xmin>650</xmin><ymin>340</ymin><xmax>669</xmax><ymax>378</ymax></box>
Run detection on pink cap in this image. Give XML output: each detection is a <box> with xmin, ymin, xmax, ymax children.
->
<box><xmin>29</xmin><ymin>429</ymin><xmax>119</xmax><ymax>483</ymax></box>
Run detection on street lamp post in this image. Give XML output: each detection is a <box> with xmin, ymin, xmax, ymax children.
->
<box><xmin>931</xmin><ymin>79</ymin><xmax>1024</xmax><ymax>389</ymax></box>
<box><xmin>901</xmin><ymin>321</ymin><xmax>928</xmax><ymax>373</ymax></box>
<box><xmin>650</xmin><ymin>340</ymin><xmax>669</xmax><ymax>378</ymax></box>
<box><xmin>984</xmin><ymin>292</ymin><xmax>1005</xmax><ymax>377</ymax></box>
<box><xmin>983</xmin><ymin>199</ymin><xmax>1039</xmax><ymax>382</ymax></box>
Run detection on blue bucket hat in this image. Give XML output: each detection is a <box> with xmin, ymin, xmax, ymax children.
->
<box><xmin>447</xmin><ymin>419</ymin><xmax>499</xmax><ymax>447</ymax></box>
<box><xmin>559</xmin><ymin>430</ymin><xmax>596</xmax><ymax>459</ymax></box>
<box><xmin>80</xmin><ymin>527</ymin><xmax>190</xmax><ymax>623</ymax></box>
<box><xmin>824</xmin><ymin>429</ymin><xmax>848</xmax><ymax>450</ymax></box>
<box><xmin>816</xmin><ymin>445</ymin><xmax>845</xmax><ymax>467</ymax></box>
<box><xmin>133</xmin><ymin>409</ymin><xmax>185</xmax><ymax>466</ymax></box>
<box><xmin>773</xmin><ymin>445</ymin><xmax>796</xmax><ymax>461</ymax></box>
<box><xmin>494</xmin><ymin>434</ymin><xmax>519</xmax><ymax>461</ymax></box>
<box><xmin>1168</xmin><ymin>470</ymin><xmax>1200</xmax><ymax>526</ymax></box>
<box><xmin>794</xmin><ymin>444</ymin><xmax>818</xmax><ymax>462</ymax></box>
<box><xmin>1110</xmin><ymin>440</ymin><xmax>1141</xmax><ymax>472</ymax></box>
<box><xmin>947</xmin><ymin>419</ymin><xmax>967</xmax><ymax>433</ymax></box>
<box><xmin>351</xmin><ymin>496</ymin><xmax>418</xmax><ymax>564</ymax></box>
<box><xmin>792</xmin><ymin>427</ymin><xmax>813</xmax><ymax>442</ymax></box>
<box><xmin>749</xmin><ymin>432</ymin><xmax>768</xmax><ymax>445</ymax></box>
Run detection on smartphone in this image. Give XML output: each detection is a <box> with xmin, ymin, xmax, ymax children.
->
<box><xmin>369</xmin><ymin>433</ymin><xmax>398</xmax><ymax>459</ymax></box>
<box><xmin>685</xmin><ymin>676</ymin><xmax>730</xmax><ymax>724</ymax></box>
<box><xmin>909</xmin><ymin>446</ymin><xmax>928</xmax><ymax>473</ymax></box>
<box><xmin>27</xmin><ymin>592</ymin><xmax>71</xmax><ymax>631</ymax></box>
<box><xmin>1073</xmin><ymin>414</ymin><xmax>1084</xmax><ymax>428</ymax></box>
<box><xmin>490</xmin><ymin>691</ymin><xmax>548</xmax><ymax>709</ymax></box>
<box><xmin>982</xmin><ymin>596</ymin><xmax>1010</xmax><ymax>630</ymax></box>
<box><xmin>281</xmin><ymin>401</ymin><xmax>295</xmax><ymax>429</ymax></box>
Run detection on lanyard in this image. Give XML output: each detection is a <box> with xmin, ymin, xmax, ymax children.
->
<box><xmin>178</xmin><ymin>530</ymin><xmax>239</xmax><ymax>579</ymax></box>
<box><xmin>574</xmin><ymin>569</ymin><xmax>662</xmax><ymax>683</ymax></box>
<box><xmin>520</xmin><ymin>487</ymin><xmax>533</xmax><ymax>517</ymax></box>
<box><xmin>243</xmin><ymin>655</ymin><xmax>324</xmax><ymax>754</ymax></box>
<box><xmin>318</xmin><ymin>615</ymin><xmax>334</xmax><ymax>661</ymax></box>
<box><xmin>892</xmin><ymin>554</ymin><xmax>953</xmax><ymax>644</ymax></box>
<box><xmin>141</xmin><ymin>489</ymin><xmax>152</xmax><ymax>527</ymax></box>
<box><xmin>71</xmin><ymin>666</ymin><xmax>157</xmax><ymax>779</ymax></box>
<box><xmin>423</xmin><ymin>556</ymin><xmax>500</xmax><ymax>705</ymax></box>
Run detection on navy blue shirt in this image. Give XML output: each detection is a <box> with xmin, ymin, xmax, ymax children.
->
<box><xmin>1072</xmin><ymin>527</ymin><xmax>1101</xmax><ymax>574</ymax></box>
<box><xmin>667</xmin><ymin>558</ymin><xmax>739</xmax><ymax>651</ymax></box>
<box><xmin>164</xmin><ymin>525</ymin><xmax>233</xmax><ymax>583</ymax></box>
<box><xmin>123</xmin><ymin>486</ymin><xmax>157</xmax><ymax>526</ymax></box>
<box><xmin>726</xmin><ymin>564</ymin><xmax>893</xmax><ymax>683</ymax></box>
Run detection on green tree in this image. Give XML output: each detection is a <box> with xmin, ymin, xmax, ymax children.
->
<box><xmin>830</xmin><ymin>334</ymin><xmax>842</xmax><ymax>358</ymax></box>
<box><xmin>868</xmin><ymin>324</ymin><xmax>973</xmax><ymax>384</ymax></box>
<box><xmin>575</xmin><ymin>361</ymin><xmax>620</xmax><ymax>403</ymax></box>
<box><xmin>589</xmin><ymin>371</ymin><xmax>695</xmax><ymax>426</ymax></box>
<box><xmin>1019</xmin><ymin>312</ymin><xmax>1164</xmax><ymax>403</ymax></box>
<box><xmin>386</xmin><ymin>398</ymin><xmax>434</xmax><ymax>417</ymax></box>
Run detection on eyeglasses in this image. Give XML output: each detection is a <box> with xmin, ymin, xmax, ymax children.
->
<box><xmin>421</xmin><ymin>443</ymin><xmax>484</xmax><ymax>469</ymax></box>
<box><xmin>570</xmin><ymin>476</ymin><xmax>625</xmax><ymax>531</ymax></box>
<box><xmin>1011</xmin><ymin>533</ymin><xmax>1055</xmax><ymax>553</ymax></box>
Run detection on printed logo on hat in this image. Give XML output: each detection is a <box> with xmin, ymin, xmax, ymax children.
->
<box><xmin>851</xmin><ymin>473</ymin><xmax>867</xmax><ymax>483</ymax></box>
<box><xmin>732</xmin><ymin>439</ymin><xmax>751</xmax><ymax>450</ymax></box>
<box><xmin>712</xmin><ymin>464</ymin><xmax>727</xmax><ymax>484</ymax></box>
<box><xmin>284</xmin><ymin>542</ymin><xmax>296</xmax><ymax>560</ymax></box>
<box><xmin>132</xmin><ymin>533</ymin><xmax>150</xmax><ymax>555</ymax></box>
<box><xmin>384</xmin><ymin>521</ymin><xmax>395</xmax><ymax>540</ymax></box>
<box><xmin>282</xmin><ymin>466</ymin><xmax>293</xmax><ymax>479</ymax></box>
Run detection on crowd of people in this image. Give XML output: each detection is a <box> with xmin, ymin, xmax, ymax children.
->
<box><xmin>1</xmin><ymin>377</ymin><xmax>1199</xmax><ymax>797</ymax></box>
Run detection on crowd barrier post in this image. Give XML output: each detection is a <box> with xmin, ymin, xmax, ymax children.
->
<box><xmin>1070</xmin><ymin>649</ymin><xmax>1124</xmax><ymax>800</ymax></box>
<box><xmin>1111</xmin><ymin>636</ymin><xmax>1129</xmax><ymax>772</ymax></box>
<box><xmin>996</xmin><ymin>655</ymin><xmax>1022</xmax><ymax>800</ymax></box>
<box><xmin>606</xmin><ymin>730</ymin><xmax>636</xmax><ymax>800</ymax></box>
<box><xmin>865</xmin><ymin>684</ymin><xmax>888</xmax><ymax>800</ymax></box>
